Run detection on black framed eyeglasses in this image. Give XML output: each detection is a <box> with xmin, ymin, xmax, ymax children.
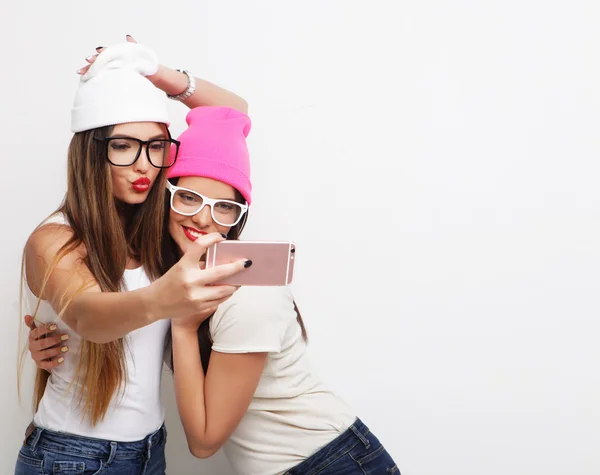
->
<box><xmin>95</xmin><ymin>135</ymin><xmax>180</xmax><ymax>169</ymax></box>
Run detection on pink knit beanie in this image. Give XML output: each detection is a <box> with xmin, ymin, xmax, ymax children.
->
<box><xmin>168</xmin><ymin>106</ymin><xmax>252</xmax><ymax>204</ymax></box>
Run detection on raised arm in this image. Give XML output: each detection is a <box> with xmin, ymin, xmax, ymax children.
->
<box><xmin>79</xmin><ymin>36</ymin><xmax>248</xmax><ymax>114</ymax></box>
<box><xmin>26</xmin><ymin>225</ymin><xmax>247</xmax><ymax>344</ymax></box>
<box><xmin>149</xmin><ymin>65</ymin><xmax>248</xmax><ymax>114</ymax></box>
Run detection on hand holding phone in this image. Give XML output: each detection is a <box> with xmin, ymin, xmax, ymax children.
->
<box><xmin>205</xmin><ymin>240</ymin><xmax>296</xmax><ymax>286</ymax></box>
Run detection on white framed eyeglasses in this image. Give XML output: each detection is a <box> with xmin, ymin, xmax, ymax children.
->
<box><xmin>166</xmin><ymin>181</ymin><xmax>248</xmax><ymax>227</ymax></box>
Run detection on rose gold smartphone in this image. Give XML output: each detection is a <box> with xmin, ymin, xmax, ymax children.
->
<box><xmin>205</xmin><ymin>240</ymin><xmax>296</xmax><ymax>286</ymax></box>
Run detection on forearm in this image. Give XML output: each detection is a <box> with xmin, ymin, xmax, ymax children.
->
<box><xmin>65</xmin><ymin>286</ymin><xmax>157</xmax><ymax>343</ymax></box>
<box><xmin>171</xmin><ymin>326</ymin><xmax>215</xmax><ymax>457</ymax></box>
<box><xmin>149</xmin><ymin>66</ymin><xmax>248</xmax><ymax>114</ymax></box>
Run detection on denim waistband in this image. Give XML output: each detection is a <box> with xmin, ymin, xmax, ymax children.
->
<box><xmin>24</xmin><ymin>422</ymin><xmax>167</xmax><ymax>463</ymax></box>
<box><xmin>285</xmin><ymin>417</ymin><xmax>370</xmax><ymax>474</ymax></box>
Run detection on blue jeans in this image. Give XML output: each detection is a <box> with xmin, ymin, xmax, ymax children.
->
<box><xmin>14</xmin><ymin>423</ymin><xmax>167</xmax><ymax>475</ymax></box>
<box><xmin>284</xmin><ymin>418</ymin><xmax>399</xmax><ymax>475</ymax></box>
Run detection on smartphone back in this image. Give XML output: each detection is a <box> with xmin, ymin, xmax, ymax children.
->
<box><xmin>206</xmin><ymin>240</ymin><xmax>296</xmax><ymax>286</ymax></box>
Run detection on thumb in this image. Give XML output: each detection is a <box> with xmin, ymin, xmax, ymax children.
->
<box><xmin>24</xmin><ymin>314</ymin><xmax>36</xmax><ymax>330</ymax></box>
<box><xmin>179</xmin><ymin>232</ymin><xmax>225</xmax><ymax>268</ymax></box>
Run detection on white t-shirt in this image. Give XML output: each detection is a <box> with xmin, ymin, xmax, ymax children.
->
<box><xmin>210</xmin><ymin>285</ymin><xmax>356</xmax><ymax>475</ymax></box>
<box><xmin>26</xmin><ymin>214</ymin><xmax>169</xmax><ymax>441</ymax></box>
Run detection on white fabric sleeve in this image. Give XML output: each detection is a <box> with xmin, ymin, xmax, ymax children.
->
<box><xmin>210</xmin><ymin>286</ymin><xmax>295</xmax><ymax>354</ymax></box>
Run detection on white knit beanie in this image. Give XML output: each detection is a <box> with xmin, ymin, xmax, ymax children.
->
<box><xmin>71</xmin><ymin>42</ymin><xmax>170</xmax><ymax>133</ymax></box>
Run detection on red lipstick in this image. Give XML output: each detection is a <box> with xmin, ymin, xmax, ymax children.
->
<box><xmin>182</xmin><ymin>226</ymin><xmax>207</xmax><ymax>242</ymax></box>
<box><xmin>132</xmin><ymin>177</ymin><xmax>151</xmax><ymax>193</ymax></box>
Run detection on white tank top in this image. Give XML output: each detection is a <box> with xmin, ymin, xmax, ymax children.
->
<box><xmin>26</xmin><ymin>213</ymin><xmax>169</xmax><ymax>441</ymax></box>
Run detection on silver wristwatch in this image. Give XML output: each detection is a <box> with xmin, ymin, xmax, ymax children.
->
<box><xmin>168</xmin><ymin>69</ymin><xmax>196</xmax><ymax>101</ymax></box>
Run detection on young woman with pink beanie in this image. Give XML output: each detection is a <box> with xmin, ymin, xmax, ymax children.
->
<box><xmin>17</xmin><ymin>39</ymin><xmax>250</xmax><ymax>474</ymax></box>
<box><xmin>163</xmin><ymin>106</ymin><xmax>400</xmax><ymax>475</ymax></box>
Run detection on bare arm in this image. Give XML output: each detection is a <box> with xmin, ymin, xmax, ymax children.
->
<box><xmin>26</xmin><ymin>225</ymin><xmax>247</xmax><ymax>344</ymax></box>
<box><xmin>171</xmin><ymin>324</ymin><xmax>266</xmax><ymax>458</ymax></box>
<box><xmin>148</xmin><ymin>66</ymin><xmax>248</xmax><ymax>114</ymax></box>
<box><xmin>171</xmin><ymin>287</ymin><xmax>292</xmax><ymax>456</ymax></box>
<box><xmin>82</xmin><ymin>37</ymin><xmax>248</xmax><ymax>114</ymax></box>
<box><xmin>24</xmin><ymin>224</ymin><xmax>154</xmax><ymax>343</ymax></box>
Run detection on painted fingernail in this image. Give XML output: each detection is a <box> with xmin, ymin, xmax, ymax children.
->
<box><xmin>57</xmin><ymin>357</ymin><xmax>65</xmax><ymax>364</ymax></box>
<box><xmin>49</xmin><ymin>324</ymin><xmax>57</xmax><ymax>331</ymax></box>
<box><xmin>220</xmin><ymin>233</ymin><xmax>227</xmax><ymax>239</ymax></box>
<box><xmin>60</xmin><ymin>334</ymin><xmax>69</xmax><ymax>341</ymax></box>
<box><xmin>61</xmin><ymin>346</ymin><xmax>69</xmax><ymax>353</ymax></box>
<box><xmin>244</xmin><ymin>259</ymin><xmax>253</xmax><ymax>268</ymax></box>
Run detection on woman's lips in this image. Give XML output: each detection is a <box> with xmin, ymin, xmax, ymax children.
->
<box><xmin>182</xmin><ymin>226</ymin><xmax>207</xmax><ymax>241</ymax></box>
<box><xmin>132</xmin><ymin>177</ymin><xmax>151</xmax><ymax>193</ymax></box>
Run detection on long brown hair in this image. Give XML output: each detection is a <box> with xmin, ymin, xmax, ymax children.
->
<box><xmin>24</xmin><ymin>125</ymin><xmax>168</xmax><ymax>425</ymax></box>
<box><xmin>161</xmin><ymin>180</ymin><xmax>308</xmax><ymax>374</ymax></box>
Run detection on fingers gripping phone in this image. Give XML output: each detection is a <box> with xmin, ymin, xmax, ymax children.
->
<box><xmin>205</xmin><ymin>240</ymin><xmax>296</xmax><ymax>286</ymax></box>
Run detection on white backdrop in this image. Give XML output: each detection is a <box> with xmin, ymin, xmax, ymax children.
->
<box><xmin>1</xmin><ymin>1</ymin><xmax>599</xmax><ymax>474</ymax></box>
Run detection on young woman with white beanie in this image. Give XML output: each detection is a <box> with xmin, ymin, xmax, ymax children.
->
<box><xmin>15</xmin><ymin>38</ymin><xmax>250</xmax><ymax>474</ymax></box>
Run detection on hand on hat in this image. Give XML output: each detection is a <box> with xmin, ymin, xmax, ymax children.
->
<box><xmin>74</xmin><ymin>35</ymin><xmax>247</xmax><ymax>115</ymax></box>
<box><xmin>77</xmin><ymin>35</ymin><xmax>145</xmax><ymax>75</ymax></box>
<box><xmin>70</xmin><ymin>36</ymin><xmax>169</xmax><ymax>132</ymax></box>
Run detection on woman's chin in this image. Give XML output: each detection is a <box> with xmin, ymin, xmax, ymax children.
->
<box><xmin>115</xmin><ymin>192</ymin><xmax>149</xmax><ymax>206</ymax></box>
<box><xmin>177</xmin><ymin>240</ymin><xmax>191</xmax><ymax>254</ymax></box>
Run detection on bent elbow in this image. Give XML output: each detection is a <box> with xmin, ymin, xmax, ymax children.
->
<box><xmin>189</xmin><ymin>444</ymin><xmax>218</xmax><ymax>459</ymax></box>
<box><xmin>187</xmin><ymin>435</ymin><xmax>223</xmax><ymax>459</ymax></box>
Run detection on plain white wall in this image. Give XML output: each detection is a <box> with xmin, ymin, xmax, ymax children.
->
<box><xmin>1</xmin><ymin>1</ymin><xmax>599</xmax><ymax>474</ymax></box>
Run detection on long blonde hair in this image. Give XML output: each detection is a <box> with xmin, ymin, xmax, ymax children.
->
<box><xmin>19</xmin><ymin>125</ymin><xmax>167</xmax><ymax>425</ymax></box>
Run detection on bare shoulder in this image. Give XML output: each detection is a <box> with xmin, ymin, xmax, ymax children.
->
<box><xmin>26</xmin><ymin>223</ymin><xmax>81</xmax><ymax>263</ymax></box>
<box><xmin>25</xmin><ymin>223</ymin><xmax>88</xmax><ymax>295</ymax></box>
